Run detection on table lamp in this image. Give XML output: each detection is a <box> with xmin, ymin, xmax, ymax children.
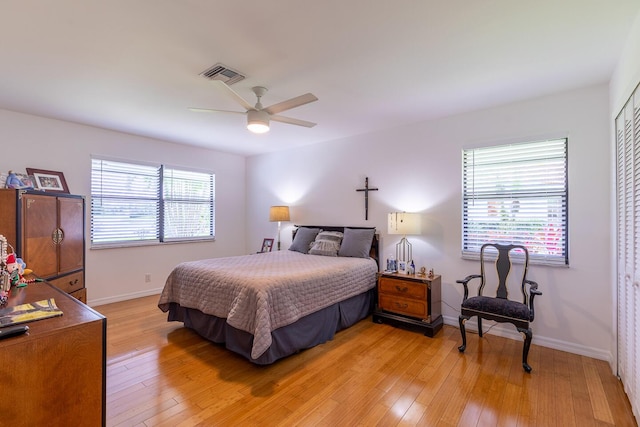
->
<box><xmin>269</xmin><ymin>206</ymin><xmax>290</xmax><ymax>250</ymax></box>
<box><xmin>388</xmin><ymin>212</ymin><xmax>421</xmax><ymax>263</ymax></box>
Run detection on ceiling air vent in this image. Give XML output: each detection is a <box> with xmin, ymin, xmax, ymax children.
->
<box><xmin>199</xmin><ymin>63</ymin><xmax>246</xmax><ymax>85</ymax></box>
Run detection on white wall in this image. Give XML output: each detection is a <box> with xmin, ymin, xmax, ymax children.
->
<box><xmin>247</xmin><ymin>83</ymin><xmax>613</xmax><ymax>361</ymax></box>
<box><xmin>0</xmin><ymin>109</ymin><xmax>247</xmax><ymax>305</ymax></box>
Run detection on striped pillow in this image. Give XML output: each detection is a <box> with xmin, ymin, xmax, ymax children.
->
<box><xmin>308</xmin><ymin>231</ymin><xmax>344</xmax><ymax>256</ymax></box>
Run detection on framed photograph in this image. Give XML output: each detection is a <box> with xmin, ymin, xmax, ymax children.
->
<box><xmin>19</xmin><ymin>174</ymin><xmax>36</xmax><ymax>188</ymax></box>
<box><xmin>261</xmin><ymin>238</ymin><xmax>274</xmax><ymax>253</ymax></box>
<box><xmin>26</xmin><ymin>168</ymin><xmax>69</xmax><ymax>193</ymax></box>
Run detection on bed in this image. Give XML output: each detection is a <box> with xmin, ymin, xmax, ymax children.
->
<box><xmin>158</xmin><ymin>226</ymin><xmax>379</xmax><ymax>364</ymax></box>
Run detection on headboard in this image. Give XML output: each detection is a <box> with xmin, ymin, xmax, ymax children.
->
<box><xmin>292</xmin><ymin>225</ymin><xmax>379</xmax><ymax>268</ymax></box>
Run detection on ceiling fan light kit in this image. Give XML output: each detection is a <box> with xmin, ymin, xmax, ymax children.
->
<box><xmin>247</xmin><ymin>109</ymin><xmax>270</xmax><ymax>133</ymax></box>
<box><xmin>191</xmin><ymin>81</ymin><xmax>318</xmax><ymax>133</ymax></box>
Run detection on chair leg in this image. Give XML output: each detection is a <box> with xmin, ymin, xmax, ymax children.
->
<box><xmin>519</xmin><ymin>327</ymin><xmax>533</xmax><ymax>373</ymax></box>
<box><xmin>477</xmin><ymin>317</ymin><xmax>483</xmax><ymax>337</ymax></box>
<box><xmin>458</xmin><ymin>315</ymin><xmax>467</xmax><ymax>352</ymax></box>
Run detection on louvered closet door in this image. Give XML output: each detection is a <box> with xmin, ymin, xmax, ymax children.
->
<box><xmin>616</xmin><ymin>87</ymin><xmax>640</xmax><ymax>421</ymax></box>
<box><xmin>633</xmin><ymin>93</ymin><xmax>640</xmax><ymax>423</ymax></box>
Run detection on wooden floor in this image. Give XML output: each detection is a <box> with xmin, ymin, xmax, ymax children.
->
<box><xmin>96</xmin><ymin>295</ymin><xmax>637</xmax><ymax>427</ymax></box>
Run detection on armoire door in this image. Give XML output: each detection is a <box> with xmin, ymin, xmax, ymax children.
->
<box><xmin>22</xmin><ymin>193</ymin><xmax>58</xmax><ymax>278</ymax></box>
<box><xmin>58</xmin><ymin>196</ymin><xmax>84</xmax><ymax>275</ymax></box>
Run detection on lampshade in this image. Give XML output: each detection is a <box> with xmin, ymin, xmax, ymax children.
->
<box><xmin>247</xmin><ymin>110</ymin><xmax>270</xmax><ymax>133</ymax></box>
<box><xmin>269</xmin><ymin>206</ymin><xmax>290</xmax><ymax>222</ymax></box>
<box><xmin>388</xmin><ymin>212</ymin><xmax>421</xmax><ymax>235</ymax></box>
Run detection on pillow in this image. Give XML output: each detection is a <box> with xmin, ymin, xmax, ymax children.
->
<box><xmin>309</xmin><ymin>230</ymin><xmax>344</xmax><ymax>257</ymax></box>
<box><xmin>338</xmin><ymin>228</ymin><xmax>375</xmax><ymax>258</ymax></box>
<box><xmin>289</xmin><ymin>227</ymin><xmax>321</xmax><ymax>254</ymax></box>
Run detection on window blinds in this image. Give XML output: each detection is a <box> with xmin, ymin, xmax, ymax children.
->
<box><xmin>161</xmin><ymin>166</ymin><xmax>215</xmax><ymax>241</ymax></box>
<box><xmin>91</xmin><ymin>158</ymin><xmax>215</xmax><ymax>247</ymax></box>
<box><xmin>91</xmin><ymin>159</ymin><xmax>160</xmax><ymax>245</ymax></box>
<box><xmin>462</xmin><ymin>139</ymin><xmax>568</xmax><ymax>266</ymax></box>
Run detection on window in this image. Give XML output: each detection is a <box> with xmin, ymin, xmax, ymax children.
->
<box><xmin>462</xmin><ymin>138</ymin><xmax>568</xmax><ymax>266</ymax></box>
<box><xmin>91</xmin><ymin>158</ymin><xmax>215</xmax><ymax>247</ymax></box>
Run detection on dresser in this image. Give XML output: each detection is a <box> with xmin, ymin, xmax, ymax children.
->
<box><xmin>373</xmin><ymin>272</ymin><xmax>443</xmax><ymax>337</ymax></box>
<box><xmin>0</xmin><ymin>189</ymin><xmax>86</xmax><ymax>302</ymax></box>
<box><xmin>0</xmin><ymin>281</ymin><xmax>106</xmax><ymax>426</ymax></box>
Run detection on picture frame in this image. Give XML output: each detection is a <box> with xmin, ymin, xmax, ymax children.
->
<box><xmin>398</xmin><ymin>260</ymin><xmax>407</xmax><ymax>274</ymax></box>
<box><xmin>17</xmin><ymin>174</ymin><xmax>36</xmax><ymax>189</ymax></box>
<box><xmin>261</xmin><ymin>238</ymin><xmax>274</xmax><ymax>253</ymax></box>
<box><xmin>26</xmin><ymin>168</ymin><xmax>69</xmax><ymax>193</ymax></box>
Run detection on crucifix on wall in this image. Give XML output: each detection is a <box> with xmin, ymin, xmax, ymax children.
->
<box><xmin>356</xmin><ymin>177</ymin><xmax>378</xmax><ymax>220</ymax></box>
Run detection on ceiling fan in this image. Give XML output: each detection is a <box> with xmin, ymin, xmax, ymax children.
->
<box><xmin>189</xmin><ymin>81</ymin><xmax>318</xmax><ymax>134</ymax></box>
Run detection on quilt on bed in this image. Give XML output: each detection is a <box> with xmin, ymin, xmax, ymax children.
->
<box><xmin>158</xmin><ymin>250</ymin><xmax>377</xmax><ymax>359</ymax></box>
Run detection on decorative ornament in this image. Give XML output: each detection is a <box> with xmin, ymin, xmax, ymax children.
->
<box><xmin>0</xmin><ymin>235</ymin><xmax>16</xmax><ymax>305</ymax></box>
<box><xmin>0</xmin><ymin>243</ymin><xmax>9</xmax><ymax>304</ymax></box>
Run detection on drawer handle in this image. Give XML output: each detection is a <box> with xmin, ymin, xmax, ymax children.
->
<box><xmin>394</xmin><ymin>302</ymin><xmax>409</xmax><ymax>309</ymax></box>
<box><xmin>69</xmin><ymin>279</ymin><xmax>78</xmax><ymax>285</ymax></box>
<box><xmin>395</xmin><ymin>285</ymin><xmax>408</xmax><ymax>293</ymax></box>
<box><xmin>52</xmin><ymin>228</ymin><xmax>64</xmax><ymax>244</ymax></box>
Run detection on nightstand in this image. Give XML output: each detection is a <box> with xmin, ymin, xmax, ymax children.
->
<box><xmin>373</xmin><ymin>272</ymin><xmax>443</xmax><ymax>337</ymax></box>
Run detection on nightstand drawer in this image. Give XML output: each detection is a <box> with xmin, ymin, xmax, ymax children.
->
<box><xmin>379</xmin><ymin>294</ymin><xmax>427</xmax><ymax>319</ymax></box>
<box><xmin>379</xmin><ymin>276</ymin><xmax>426</xmax><ymax>299</ymax></box>
<box><xmin>49</xmin><ymin>271</ymin><xmax>84</xmax><ymax>294</ymax></box>
<box><xmin>69</xmin><ymin>287</ymin><xmax>87</xmax><ymax>303</ymax></box>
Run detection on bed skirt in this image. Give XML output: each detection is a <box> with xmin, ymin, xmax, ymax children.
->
<box><xmin>165</xmin><ymin>288</ymin><xmax>375</xmax><ymax>365</ymax></box>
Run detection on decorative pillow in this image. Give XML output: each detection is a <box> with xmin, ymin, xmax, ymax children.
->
<box><xmin>289</xmin><ymin>227</ymin><xmax>321</xmax><ymax>254</ymax></box>
<box><xmin>338</xmin><ymin>228</ymin><xmax>375</xmax><ymax>258</ymax></box>
<box><xmin>309</xmin><ymin>230</ymin><xmax>344</xmax><ymax>257</ymax></box>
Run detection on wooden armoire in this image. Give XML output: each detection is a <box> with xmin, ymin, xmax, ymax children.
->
<box><xmin>0</xmin><ymin>189</ymin><xmax>86</xmax><ymax>302</ymax></box>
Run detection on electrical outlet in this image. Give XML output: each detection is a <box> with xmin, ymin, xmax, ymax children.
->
<box><xmin>145</xmin><ymin>274</ymin><xmax>151</xmax><ymax>283</ymax></box>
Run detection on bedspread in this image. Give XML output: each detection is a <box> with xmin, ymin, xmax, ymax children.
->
<box><xmin>158</xmin><ymin>250</ymin><xmax>377</xmax><ymax>359</ymax></box>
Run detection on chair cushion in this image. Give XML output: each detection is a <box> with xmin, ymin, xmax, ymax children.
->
<box><xmin>462</xmin><ymin>296</ymin><xmax>531</xmax><ymax>322</ymax></box>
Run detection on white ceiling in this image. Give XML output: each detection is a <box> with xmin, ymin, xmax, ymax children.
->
<box><xmin>1</xmin><ymin>1</ymin><xmax>638</xmax><ymax>156</ymax></box>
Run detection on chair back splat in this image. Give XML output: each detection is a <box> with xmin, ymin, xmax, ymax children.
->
<box><xmin>456</xmin><ymin>243</ymin><xmax>541</xmax><ymax>372</ymax></box>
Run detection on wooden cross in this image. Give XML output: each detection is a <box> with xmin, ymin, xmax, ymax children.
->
<box><xmin>356</xmin><ymin>177</ymin><xmax>378</xmax><ymax>220</ymax></box>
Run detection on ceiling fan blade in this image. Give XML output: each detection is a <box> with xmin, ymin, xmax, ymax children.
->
<box><xmin>264</xmin><ymin>93</ymin><xmax>318</xmax><ymax>115</ymax></box>
<box><xmin>271</xmin><ymin>115</ymin><xmax>317</xmax><ymax>128</ymax></box>
<box><xmin>188</xmin><ymin>107</ymin><xmax>246</xmax><ymax>115</ymax></box>
<box><xmin>211</xmin><ymin>81</ymin><xmax>254</xmax><ymax>111</ymax></box>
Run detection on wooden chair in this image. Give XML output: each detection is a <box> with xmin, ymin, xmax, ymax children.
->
<box><xmin>456</xmin><ymin>243</ymin><xmax>542</xmax><ymax>372</ymax></box>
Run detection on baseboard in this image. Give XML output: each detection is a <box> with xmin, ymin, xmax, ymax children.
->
<box><xmin>89</xmin><ymin>287</ymin><xmax>163</xmax><ymax>307</ymax></box>
<box><xmin>442</xmin><ymin>315</ymin><xmax>613</xmax><ymax>364</ymax></box>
